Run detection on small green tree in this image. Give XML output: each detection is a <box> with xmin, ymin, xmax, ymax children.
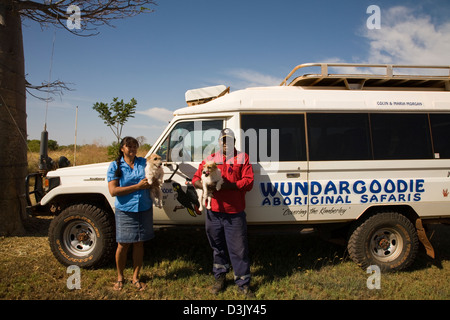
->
<box><xmin>92</xmin><ymin>97</ymin><xmax>137</xmax><ymax>144</ymax></box>
<box><xmin>107</xmin><ymin>141</ymin><xmax>120</xmax><ymax>160</ymax></box>
<box><xmin>27</xmin><ymin>139</ymin><xmax>59</xmax><ymax>152</ymax></box>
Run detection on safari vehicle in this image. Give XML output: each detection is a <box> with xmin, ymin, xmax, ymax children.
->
<box><xmin>27</xmin><ymin>62</ymin><xmax>450</xmax><ymax>271</ymax></box>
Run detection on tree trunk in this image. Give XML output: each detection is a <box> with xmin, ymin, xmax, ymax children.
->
<box><xmin>0</xmin><ymin>2</ymin><xmax>27</xmax><ymax>236</ymax></box>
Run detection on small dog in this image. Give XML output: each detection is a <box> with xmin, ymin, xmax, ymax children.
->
<box><xmin>145</xmin><ymin>153</ymin><xmax>164</xmax><ymax>208</ymax></box>
<box><xmin>197</xmin><ymin>161</ymin><xmax>223</xmax><ymax>211</ymax></box>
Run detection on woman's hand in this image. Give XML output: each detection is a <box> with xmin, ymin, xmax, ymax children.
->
<box><xmin>137</xmin><ymin>178</ymin><xmax>151</xmax><ymax>190</ymax></box>
<box><xmin>108</xmin><ymin>178</ymin><xmax>151</xmax><ymax>197</ymax></box>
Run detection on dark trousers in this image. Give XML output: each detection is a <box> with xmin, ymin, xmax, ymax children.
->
<box><xmin>205</xmin><ymin>210</ymin><xmax>251</xmax><ymax>288</ymax></box>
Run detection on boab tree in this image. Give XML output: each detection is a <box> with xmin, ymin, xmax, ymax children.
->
<box><xmin>0</xmin><ymin>0</ymin><xmax>156</xmax><ymax>236</ymax></box>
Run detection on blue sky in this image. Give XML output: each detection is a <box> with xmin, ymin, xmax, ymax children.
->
<box><xmin>23</xmin><ymin>0</ymin><xmax>450</xmax><ymax>146</ymax></box>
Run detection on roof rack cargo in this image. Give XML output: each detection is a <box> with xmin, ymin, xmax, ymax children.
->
<box><xmin>185</xmin><ymin>85</ymin><xmax>230</xmax><ymax>106</ymax></box>
<box><xmin>280</xmin><ymin>62</ymin><xmax>450</xmax><ymax>91</ymax></box>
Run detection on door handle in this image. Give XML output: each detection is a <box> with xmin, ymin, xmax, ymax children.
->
<box><xmin>286</xmin><ymin>173</ymin><xmax>300</xmax><ymax>178</ymax></box>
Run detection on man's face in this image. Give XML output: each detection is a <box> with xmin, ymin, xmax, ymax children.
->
<box><xmin>219</xmin><ymin>136</ymin><xmax>235</xmax><ymax>156</ymax></box>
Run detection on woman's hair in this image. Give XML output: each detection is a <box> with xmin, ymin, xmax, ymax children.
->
<box><xmin>114</xmin><ymin>136</ymin><xmax>139</xmax><ymax>178</ymax></box>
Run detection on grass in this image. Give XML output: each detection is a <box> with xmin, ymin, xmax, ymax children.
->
<box><xmin>0</xmin><ymin>216</ymin><xmax>449</xmax><ymax>300</ymax></box>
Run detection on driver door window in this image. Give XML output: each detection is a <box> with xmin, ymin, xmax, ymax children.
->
<box><xmin>157</xmin><ymin>120</ymin><xmax>223</xmax><ymax>162</ymax></box>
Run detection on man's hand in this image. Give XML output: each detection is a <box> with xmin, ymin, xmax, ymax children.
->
<box><xmin>194</xmin><ymin>180</ymin><xmax>237</xmax><ymax>191</ymax></box>
<box><xmin>194</xmin><ymin>180</ymin><xmax>202</xmax><ymax>189</ymax></box>
<box><xmin>195</xmin><ymin>180</ymin><xmax>218</xmax><ymax>192</ymax></box>
<box><xmin>220</xmin><ymin>182</ymin><xmax>238</xmax><ymax>190</ymax></box>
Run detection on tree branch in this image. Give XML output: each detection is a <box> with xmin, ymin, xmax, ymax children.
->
<box><xmin>25</xmin><ymin>78</ymin><xmax>74</xmax><ymax>102</ymax></box>
<box><xmin>17</xmin><ymin>0</ymin><xmax>157</xmax><ymax>36</ymax></box>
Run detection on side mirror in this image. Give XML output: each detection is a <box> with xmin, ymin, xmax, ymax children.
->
<box><xmin>163</xmin><ymin>162</ymin><xmax>179</xmax><ymax>183</ymax></box>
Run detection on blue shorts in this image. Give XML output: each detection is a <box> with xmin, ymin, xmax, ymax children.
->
<box><xmin>115</xmin><ymin>207</ymin><xmax>154</xmax><ymax>243</ymax></box>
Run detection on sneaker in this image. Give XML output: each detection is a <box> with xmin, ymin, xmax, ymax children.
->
<box><xmin>210</xmin><ymin>274</ymin><xmax>226</xmax><ymax>295</ymax></box>
<box><xmin>238</xmin><ymin>285</ymin><xmax>255</xmax><ymax>298</ymax></box>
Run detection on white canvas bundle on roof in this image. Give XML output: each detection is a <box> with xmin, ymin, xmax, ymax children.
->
<box><xmin>185</xmin><ymin>85</ymin><xmax>229</xmax><ymax>106</ymax></box>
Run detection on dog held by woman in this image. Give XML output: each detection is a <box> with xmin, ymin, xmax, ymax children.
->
<box><xmin>196</xmin><ymin>161</ymin><xmax>224</xmax><ymax>212</ymax></box>
<box><xmin>145</xmin><ymin>153</ymin><xmax>164</xmax><ymax>208</ymax></box>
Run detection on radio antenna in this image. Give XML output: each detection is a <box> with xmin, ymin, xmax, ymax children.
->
<box><xmin>44</xmin><ymin>28</ymin><xmax>56</xmax><ymax>131</ymax></box>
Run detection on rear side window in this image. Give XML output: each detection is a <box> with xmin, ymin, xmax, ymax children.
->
<box><xmin>241</xmin><ymin>114</ymin><xmax>307</xmax><ymax>162</ymax></box>
<box><xmin>307</xmin><ymin>113</ymin><xmax>372</xmax><ymax>161</ymax></box>
<box><xmin>430</xmin><ymin>114</ymin><xmax>450</xmax><ymax>159</ymax></box>
<box><xmin>371</xmin><ymin>114</ymin><xmax>433</xmax><ymax>160</ymax></box>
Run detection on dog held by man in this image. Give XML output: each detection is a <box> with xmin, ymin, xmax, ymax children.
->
<box><xmin>196</xmin><ymin>161</ymin><xmax>224</xmax><ymax>212</ymax></box>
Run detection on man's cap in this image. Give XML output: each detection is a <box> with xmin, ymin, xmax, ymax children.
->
<box><xmin>219</xmin><ymin>128</ymin><xmax>235</xmax><ymax>140</ymax></box>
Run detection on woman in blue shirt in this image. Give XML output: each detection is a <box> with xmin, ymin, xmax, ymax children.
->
<box><xmin>107</xmin><ymin>136</ymin><xmax>154</xmax><ymax>291</ymax></box>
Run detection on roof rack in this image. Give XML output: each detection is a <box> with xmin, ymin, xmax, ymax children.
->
<box><xmin>280</xmin><ymin>63</ymin><xmax>450</xmax><ymax>90</ymax></box>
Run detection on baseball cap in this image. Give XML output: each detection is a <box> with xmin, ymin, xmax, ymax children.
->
<box><xmin>219</xmin><ymin>128</ymin><xmax>235</xmax><ymax>140</ymax></box>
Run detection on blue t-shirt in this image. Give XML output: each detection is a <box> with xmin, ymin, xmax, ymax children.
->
<box><xmin>107</xmin><ymin>157</ymin><xmax>152</xmax><ymax>212</ymax></box>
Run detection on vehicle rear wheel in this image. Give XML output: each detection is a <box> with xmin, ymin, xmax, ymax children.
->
<box><xmin>347</xmin><ymin>211</ymin><xmax>419</xmax><ymax>272</ymax></box>
<box><xmin>48</xmin><ymin>203</ymin><xmax>115</xmax><ymax>268</ymax></box>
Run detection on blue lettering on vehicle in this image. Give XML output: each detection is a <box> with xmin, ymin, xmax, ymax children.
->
<box><xmin>259</xmin><ymin>179</ymin><xmax>425</xmax><ymax>206</ymax></box>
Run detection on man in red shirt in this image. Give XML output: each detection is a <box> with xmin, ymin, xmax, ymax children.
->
<box><xmin>192</xmin><ymin>128</ymin><xmax>254</xmax><ymax>297</ymax></box>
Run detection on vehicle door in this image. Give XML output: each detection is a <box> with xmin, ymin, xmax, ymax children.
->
<box><xmin>152</xmin><ymin>118</ymin><xmax>224</xmax><ymax>223</ymax></box>
<box><xmin>240</xmin><ymin>113</ymin><xmax>309</xmax><ymax>223</ymax></box>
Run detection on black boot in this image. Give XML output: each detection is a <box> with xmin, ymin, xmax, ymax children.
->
<box><xmin>238</xmin><ymin>284</ymin><xmax>255</xmax><ymax>298</ymax></box>
<box><xmin>210</xmin><ymin>274</ymin><xmax>226</xmax><ymax>295</ymax></box>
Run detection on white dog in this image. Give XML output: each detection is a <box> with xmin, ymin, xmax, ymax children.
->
<box><xmin>197</xmin><ymin>161</ymin><xmax>223</xmax><ymax>211</ymax></box>
<box><xmin>145</xmin><ymin>153</ymin><xmax>164</xmax><ymax>208</ymax></box>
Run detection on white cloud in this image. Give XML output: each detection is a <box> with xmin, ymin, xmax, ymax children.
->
<box><xmin>363</xmin><ymin>6</ymin><xmax>450</xmax><ymax>66</ymax></box>
<box><xmin>222</xmin><ymin>69</ymin><xmax>283</xmax><ymax>89</ymax></box>
<box><xmin>137</xmin><ymin>107</ymin><xmax>174</xmax><ymax>123</ymax></box>
<box><xmin>323</xmin><ymin>6</ymin><xmax>450</xmax><ymax>77</ymax></box>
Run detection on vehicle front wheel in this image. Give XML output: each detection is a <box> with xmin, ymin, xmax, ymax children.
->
<box><xmin>48</xmin><ymin>204</ymin><xmax>115</xmax><ymax>268</ymax></box>
<box><xmin>347</xmin><ymin>211</ymin><xmax>419</xmax><ymax>272</ymax></box>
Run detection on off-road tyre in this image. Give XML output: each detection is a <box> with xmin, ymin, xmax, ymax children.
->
<box><xmin>48</xmin><ymin>203</ymin><xmax>115</xmax><ymax>268</ymax></box>
<box><xmin>347</xmin><ymin>211</ymin><xmax>419</xmax><ymax>272</ymax></box>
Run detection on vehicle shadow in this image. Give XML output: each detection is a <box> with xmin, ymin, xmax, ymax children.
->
<box><xmin>408</xmin><ymin>224</ymin><xmax>450</xmax><ymax>271</ymax></box>
<box><xmin>144</xmin><ymin>223</ymin><xmax>450</xmax><ymax>282</ymax></box>
<box><xmin>143</xmin><ymin>225</ymin><xmax>349</xmax><ymax>281</ymax></box>
<box><xmin>248</xmin><ymin>227</ymin><xmax>349</xmax><ymax>282</ymax></box>
<box><xmin>23</xmin><ymin>215</ymin><xmax>53</xmax><ymax>237</ymax></box>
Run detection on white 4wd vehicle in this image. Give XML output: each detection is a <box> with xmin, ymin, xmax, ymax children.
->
<box><xmin>27</xmin><ymin>63</ymin><xmax>450</xmax><ymax>271</ymax></box>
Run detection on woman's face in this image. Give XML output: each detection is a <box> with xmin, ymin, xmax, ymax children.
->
<box><xmin>121</xmin><ymin>142</ymin><xmax>138</xmax><ymax>158</ymax></box>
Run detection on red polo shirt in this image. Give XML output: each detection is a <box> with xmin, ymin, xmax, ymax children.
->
<box><xmin>192</xmin><ymin>149</ymin><xmax>254</xmax><ymax>214</ymax></box>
